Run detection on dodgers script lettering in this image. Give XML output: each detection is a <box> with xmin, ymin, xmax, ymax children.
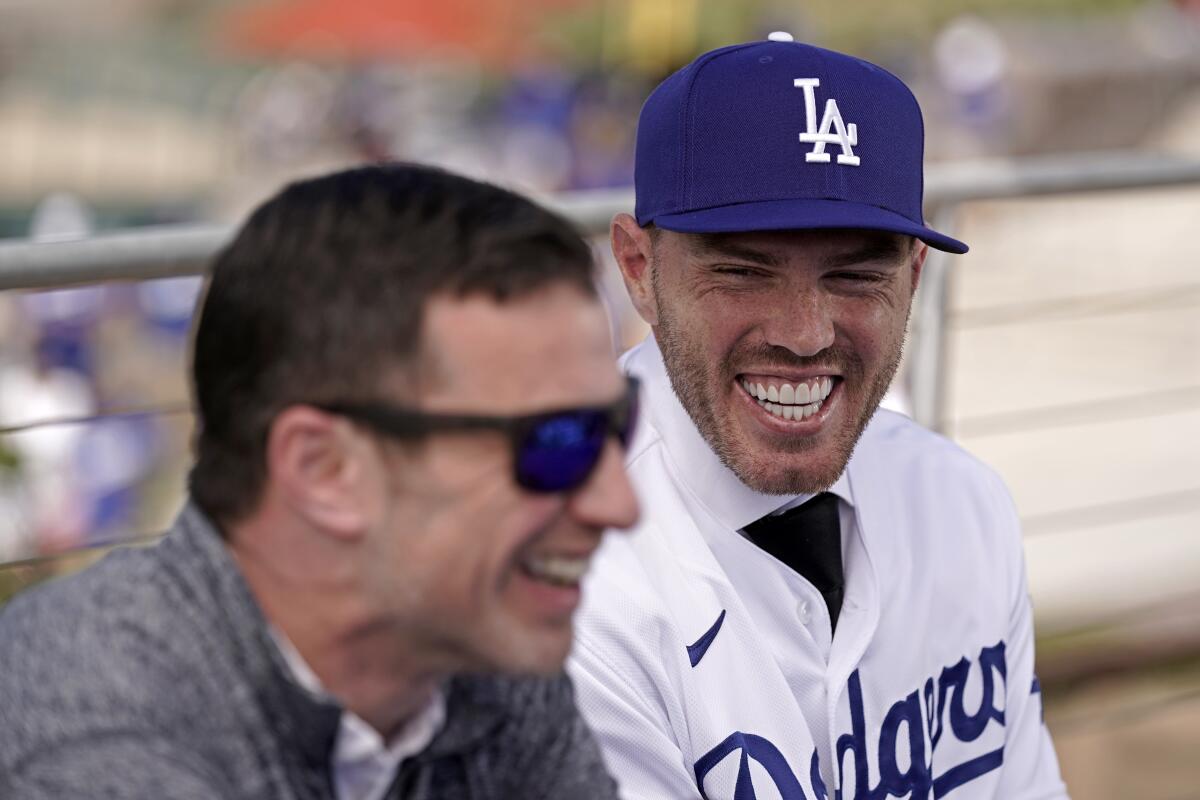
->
<box><xmin>694</xmin><ymin>641</ymin><xmax>1012</xmax><ymax>800</ymax></box>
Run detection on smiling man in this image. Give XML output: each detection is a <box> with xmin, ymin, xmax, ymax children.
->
<box><xmin>0</xmin><ymin>164</ymin><xmax>637</xmax><ymax>799</ymax></box>
<box><xmin>568</xmin><ymin>35</ymin><xmax>1069</xmax><ymax>799</ymax></box>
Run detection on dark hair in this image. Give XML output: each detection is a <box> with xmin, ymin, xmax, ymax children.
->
<box><xmin>189</xmin><ymin>163</ymin><xmax>596</xmax><ymax>524</ymax></box>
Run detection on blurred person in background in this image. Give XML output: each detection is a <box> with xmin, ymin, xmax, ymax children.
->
<box><xmin>0</xmin><ymin>163</ymin><xmax>637</xmax><ymax>799</ymax></box>
<box><xmin>0</xmin><ymin>194</ymin><xmax>103</xmax><ymax>552</ymax></box>
<box><xmin>0</xmin><ymin>337</ymin><xmax>95</xmax><ymax>551</ymax></box>
<box><xmin>568</xmin><ymin>34</ymin><xmax>1068</xmax><ymax>799</ymax></box>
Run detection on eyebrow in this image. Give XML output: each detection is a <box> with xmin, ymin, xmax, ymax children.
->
<box><xmin>688</xmin><ymin>233</ymin><xmax>910</xmax><ymax>269</ymax></box>
<box><xmin>824</xmin><ymin>238</ymin><xmax>907</xmax><ymax>268</ymax></box>
<box><xmin>689</xmin><ymin>235</ymin><xmax>782</xmax><ymax>267</ymax></box>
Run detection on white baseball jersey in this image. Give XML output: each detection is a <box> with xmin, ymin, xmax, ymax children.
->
<box><xmin>569</xmin><ymin>337</ymin><xmax>1067</xmax><ymax>800</ymax></box>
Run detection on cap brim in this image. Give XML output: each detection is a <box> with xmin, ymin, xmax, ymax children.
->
<box><xmin>650</xmin><ymin>197</ymin><xmax>968</xmax><ymax>254</ymax></box>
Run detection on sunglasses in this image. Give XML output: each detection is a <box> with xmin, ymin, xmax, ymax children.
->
<box><xmin>316</xmin><ymin>375</ymin><xmax>639</xmax><ymax>494</ymax></box>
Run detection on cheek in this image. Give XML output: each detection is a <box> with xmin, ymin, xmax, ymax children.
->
<box><xmin>675</xmin><ymin>296</ymin><xmax>753</xmax><ymax>353</ymax></box>
<box><xmin>836</xmin><ymin>300</ymin><xmax>909</xmax><ymax>353</ymax></box>
<box><xmin>412</xmin><ymin>489</ymin><xmax>558</xmax><ymax>591</ymax></box>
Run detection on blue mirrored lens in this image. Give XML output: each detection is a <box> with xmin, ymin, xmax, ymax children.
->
<box><xmin>516</xmin><ymin>411</ymin><xmax>607</xmax><ymax>492</ymax></box>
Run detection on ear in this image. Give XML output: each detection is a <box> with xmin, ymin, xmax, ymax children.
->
<box><xmin>264</xmin><ymin>406</ymin><xmax>374</xmax><ymax>541</ymax></box>
<box><xmin>909</xmin><ymin>240</ymin><xmax>929</xmax><ymax>297</ymax></box>
<box><xmin>610</xmin><ymin>213</ymin><xmax>659</xmax><ymax>327</ymax></box>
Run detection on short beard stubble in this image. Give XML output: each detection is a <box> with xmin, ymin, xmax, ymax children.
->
<box><xmin>652</xmin><ymin>264</ymin><xmax>908</xmax><ymax>496</ymax></box>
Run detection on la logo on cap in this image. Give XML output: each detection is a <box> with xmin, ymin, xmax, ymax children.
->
<box><xmin>794</xmin><ymin>78</ymin><xmax>860</xmax><ymax>167</ymax></box>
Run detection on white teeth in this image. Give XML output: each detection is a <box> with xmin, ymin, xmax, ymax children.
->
<box><xmin>760</xmin><ymin>397</ymin><xmax>824</xmax><ymax>421</ymax></box>
<box><xmin>523</xmin><ymin>554</ymin><xmax>589</xmax><ymax>586</ymax></box>
<box><xmin>742</xmin><ymin>376</ymin><xmax>835</xmax><ymax>416</ymax></box>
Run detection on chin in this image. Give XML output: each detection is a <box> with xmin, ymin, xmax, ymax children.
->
<box><xmin>726</xmin><ymin>444</ymin><xmax>851</xmax><ymax>495</ymax></box>
<box><xmin>502</xmin><ymin>649</ymin><xmax>570</xmax><ymax>677</ymax></box>
<box><xmin>485</xmin><ymin>629</ymin><xmax>573</xmax><ymax>676</ymax></box>
<box><xmin>739</xmin><ymin>463</ymin><xmax>845</xmax><ymax>496</ymax></box>
<box><xmin>717</xmin><ymin>407</ymin><xmax>866</xmax><ymax>495</ymax></box>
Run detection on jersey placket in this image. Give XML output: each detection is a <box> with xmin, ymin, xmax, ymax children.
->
<box><xmin>708</xmin><ymin>524</ymin><xmax>838</xmax><ymax>774</ymax></box>
<box><xmin>822</xmin><ymin>499</ymin><xmax>882</xmax><ymax>795</ymax></box>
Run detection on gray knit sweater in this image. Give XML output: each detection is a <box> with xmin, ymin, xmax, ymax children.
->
<box><xmin>0</xmin><ymin>504</ymin><xmax>620</xmax><ymax>799</ymax></box>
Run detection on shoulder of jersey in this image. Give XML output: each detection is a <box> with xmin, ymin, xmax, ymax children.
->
<box><xmin>863</xmin><ymin>408</ymin><xmax>1009</xmax><ymax>495</ymax></box>
<box><xmin>861</xmin><ymin>409</ymin><xmax>1022</xmax><ymax>573</ymax></box>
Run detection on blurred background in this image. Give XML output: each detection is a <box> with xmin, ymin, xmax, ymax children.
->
<box><xmin>0</xmin><ymin>0</ymin><xmax>1198</xmax><ymax>795</ymax></box>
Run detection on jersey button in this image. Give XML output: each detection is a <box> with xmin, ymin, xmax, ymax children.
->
<box><xmin>796</xmin><ymin>600</ymin><xmax>812</xmax><ymax>625</ymax></box>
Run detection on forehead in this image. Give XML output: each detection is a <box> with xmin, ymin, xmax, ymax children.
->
<box><xmin>416</xmin><ymin>283</ymin><xmax>619</xmax><ymax>411</ymax></box>
<box><xmin>663</xmin><ymin>227</ymin><xmax>911</xmax><ymax>264</ymax></box>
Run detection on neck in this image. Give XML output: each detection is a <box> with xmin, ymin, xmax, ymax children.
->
<box><xmin>282</xmin><ymin>615</ymin><xmax>443</xmax><ymax>739</ymax></box>
<box><xmin>229</xmin><ymin>516</ymin><xmax>446</xmax><ymax>739</ymax></box>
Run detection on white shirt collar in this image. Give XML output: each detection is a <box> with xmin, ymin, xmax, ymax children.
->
<box><xmin>269</xmin><ymin>628</ymin><xmax>446</xmax><ymax>800</ymax></box>
<box><xmin>624</xmin><ymin>335</ymin><xmax>854</xmax><ymax>533</ymax></box>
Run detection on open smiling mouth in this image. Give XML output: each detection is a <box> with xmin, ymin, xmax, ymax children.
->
<box><xmin>520</xmin><ymin>553</ymin><xmax>591</xmax><ymax>588</ymax></box>
<box><xmin>738</xmin><ymin>376</ymin><xmax>836</xmax><ymax>421</ymax></box>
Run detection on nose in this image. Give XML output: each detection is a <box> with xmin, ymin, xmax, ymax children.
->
<box><xmin>765</xmin><ymin>286</ymin><xmax>835</xmax><ymax>357</ymax></box>
<box><xmin>567</xmin><ymin>438</ymin><xmax>639</xmax><ymax>532</ymax></box>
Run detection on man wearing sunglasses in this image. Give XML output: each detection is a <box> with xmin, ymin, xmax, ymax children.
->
<box><xmin>0</xmin><ymin>164</ymin><xmax>637</xmax><ymax>798</ymax></box>
<box><xmin>569</xmin><ymin>35</ymin><xmax>1067</xmax><ymax>800</ymax></box>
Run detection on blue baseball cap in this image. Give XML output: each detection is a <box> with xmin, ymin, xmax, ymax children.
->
<box><xmin>634</xmin><ymin>33</ymin><xmax>967</xmax><ymax>254</ymax></box>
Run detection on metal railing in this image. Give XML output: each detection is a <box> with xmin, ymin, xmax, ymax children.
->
<box><xmin>5</xmin><ymin>150</ymin><xmax>1200</xmax><ymax>291</ymax></box>
<box><xmin>4</xmin><ymin>149</ymin><xmax>1200</xmax><ymax>435</ymax></box>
